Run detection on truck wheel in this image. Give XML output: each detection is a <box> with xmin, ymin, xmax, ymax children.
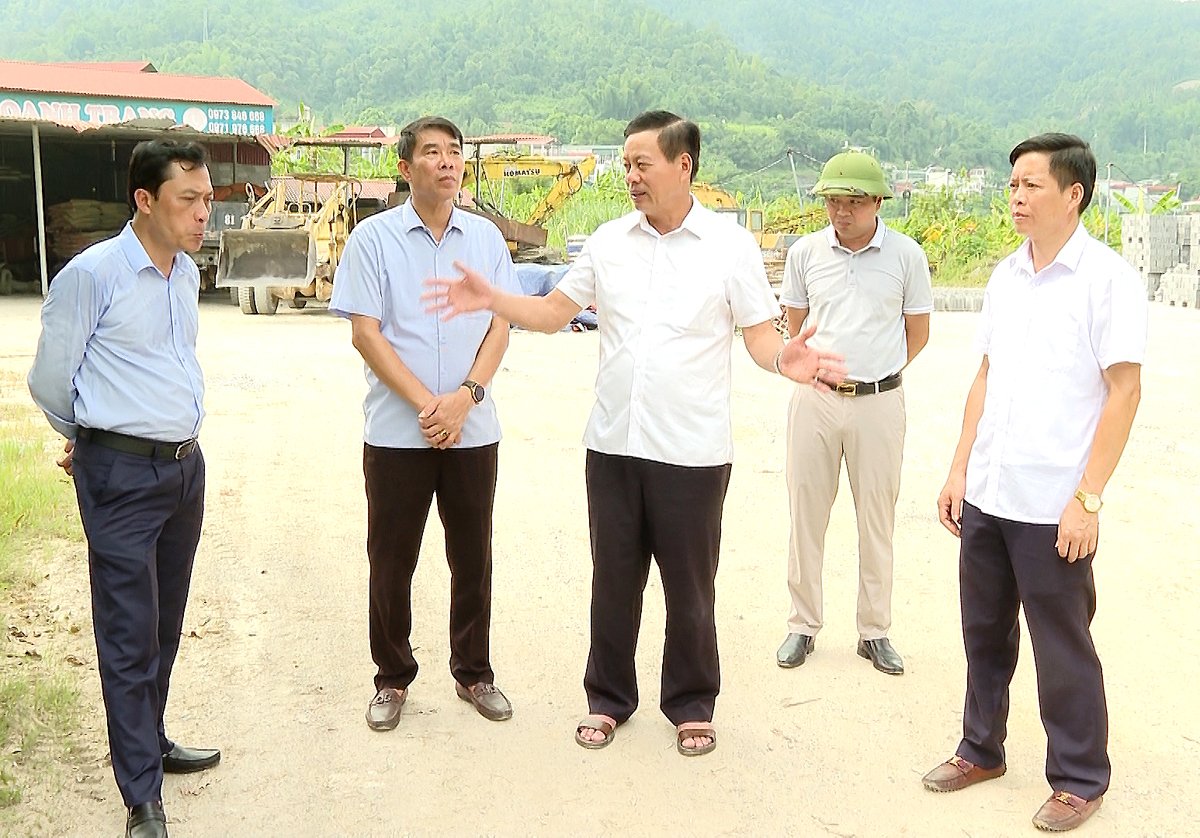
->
<box><xmin>238</xmin><ymin>286</ymin><xmax>258</xmax><ymax>315</ymax></box>
<box><xmin>287</xmin><ymin>296</ymin><xmax>308</xmax><ymax>309</ymax></box>
<box><xmin>229</xmin><ymin>287</ymin><xmax>240</xmax><ymax>306</ymax></box>
<box><xmin>253</xmin><ymin>285</ymin><xmax>279</xmax><ymax>315</ymax></box>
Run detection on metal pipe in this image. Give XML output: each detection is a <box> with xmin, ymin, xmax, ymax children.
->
<box><xmin>31</xmin><ymin>124</ymin><xmax>49</xmax><ymax>295</ymax></box>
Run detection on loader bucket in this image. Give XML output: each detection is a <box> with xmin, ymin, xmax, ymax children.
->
<box><xmin>215</xmin><ymin>229</ymin><xmax>317</xmax><ymax>288</ymax></box>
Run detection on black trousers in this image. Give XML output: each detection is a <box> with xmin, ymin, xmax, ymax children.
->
<box><xmin>364</xmin><ymin>443</ymin><xmax>498</xmax><ymax>692</ymax></box>
<box><xmin>957</xmin><ymin>501</ymin><xmax>1110</xmax><ymax>800</ymax></box>
<box><xmin>72</xmin><ymin>436</ymin><xmax>205</xmax><ymax>808</ymax></box>
<box><xmin>583</xmin><ymin>450</ymin><xmax>732</xmax><ymax>726</ymax></box>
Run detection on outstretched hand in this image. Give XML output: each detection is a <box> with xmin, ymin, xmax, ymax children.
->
<box><xmin>422</xmin><ymin>261</ymin><xmax>495</xmax><ymax>321</ymax></box>
<box><xmin>779</xmin><ymin>324</ymin><xmax>847</xmax><ymax>392</ymax></box>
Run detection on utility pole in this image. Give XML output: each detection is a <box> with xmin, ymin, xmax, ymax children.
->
<box><xmin>1104</xmin><ymin>162</ymin><xmax>1113</xmax><ymax>244</ymax></box>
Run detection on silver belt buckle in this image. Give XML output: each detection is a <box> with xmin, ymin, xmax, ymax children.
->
<box><xmin>174</xmin><ymin>440</ymin><xmax>195</xmax><ymax>460</ymax></box>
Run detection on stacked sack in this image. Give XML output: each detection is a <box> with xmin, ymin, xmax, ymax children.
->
<box><xmin>47</xmin><ymin>200</ymin><xmax>130</xmax><ymax>260</ymax></box>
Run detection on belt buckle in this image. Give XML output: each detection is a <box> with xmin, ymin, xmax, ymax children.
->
<box><xmin>835</xmin><ymin>382</ymin><xmax>858</xmax><ymax>396</ymax></box>
<box><xmin>174</xmin><ymin>440</ymin><xmax>194</xmax><ymax>460</ymax></box>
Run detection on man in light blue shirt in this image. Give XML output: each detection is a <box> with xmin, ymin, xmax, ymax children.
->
<box><xmin>330</xmin><ymin>115</ymin><xmax>519</xmax><ymax>731</ymax></box>
<box><xmin>28</xmin><ymin>140</ymin><xmax>221</xmax><ymax>838</ymax></box>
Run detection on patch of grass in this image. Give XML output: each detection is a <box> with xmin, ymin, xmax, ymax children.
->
<box><xmin>0</xmin><ymin>395</ymin><xmax>83</xmax><ymax>810</ymax></box>
<box><xmin>0</xmin><ymin>406</ymin><xmax>78</xmax><ymax>590</ymax></box>
<box><xmin>0</xmin><ymin>673</ymin><xmax>80</xmax><ymax>808</ymax></box>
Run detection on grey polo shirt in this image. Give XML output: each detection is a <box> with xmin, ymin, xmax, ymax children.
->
<box><xmin>780</xmin><ymin>221</ymin><xmax>932</xmax><ymax>382</ymax></box>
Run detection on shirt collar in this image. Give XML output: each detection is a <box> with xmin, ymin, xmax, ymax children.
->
<box><xmin>1014</xmin><ymin>222</ymin><xmax>1089</xmax><ymax>278</ymax></box>
<box><xmin>629</xmin><ymin>196</ymin><xmax>712</xmax><ymax>239</ymax></box>
<box><xmin>399</xmin><ymin>197</ymin><xmax>465</xmax><ymax>235</ymax></box>
<box><xmin>118</xmin><ymin>221</ymin><xmax>187</xmax><ymax>280</ymax></box>
<box><xmin>823</xmin><ymin>217</ymin><xmax>887</xmax><ymax>253</ymax></box>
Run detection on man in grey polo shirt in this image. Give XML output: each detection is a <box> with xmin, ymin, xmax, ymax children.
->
<box><xmin>775</xmin><ymin>150</ymin><xmax>932</xmax><ymax>676</ymax></box>
<box><xmin>330</xmin><ymin>115</ymin><xmax>519</xmax><ymax>730</ymax></box>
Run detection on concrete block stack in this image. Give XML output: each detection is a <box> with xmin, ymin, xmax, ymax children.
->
<box><xmin>1120</xmin><ymin>215</ymin><xmax>1181</xmax><ymax>300</ymax></box>
<box><xmin>1159</xmin><ymin>262</ymin><xmax>1200</xmax><ymax>308</ymax></box>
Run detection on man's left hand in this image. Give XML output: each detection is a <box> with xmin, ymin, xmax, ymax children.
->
<box><xmin>1056</xmin><ymin>501</ymin><xmax>1098</xmax><ymax>563</ymax></box>
<box><xmin>57</xmin><ymin>439</ymin><xmax>75</xmax><ymax>476</ymax></box>
<box><xmin>779</xmin><ymin>324</ymin><xmax>847</xmax><ymax>391</ymax></box>
<box><xmin>418</xmin><ymin>388</ymin><xmax>474</xmax><ymax>449</ymax></box>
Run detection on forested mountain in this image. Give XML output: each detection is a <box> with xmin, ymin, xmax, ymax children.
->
<box><xmin>1</xmin><ymin>0</ymin><xmax>1197</xmax><ymax>195</ymax></box>
<box><xmin>646</xmin><ymin>0</ymin><xmax>1200</xmax><ymax>182</ymax></box>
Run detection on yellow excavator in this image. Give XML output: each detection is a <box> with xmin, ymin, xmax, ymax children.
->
<box><xmin>692</xmin><ymin>183</ymin><xmax>797</xmax><ymax>284</ymax></box>
<box><xmin>459</xmin><ymin>152</ymin><xmax>596</xmax><ymax>260</ymax></box>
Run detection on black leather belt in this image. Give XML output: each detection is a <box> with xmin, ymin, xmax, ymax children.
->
<box><xmin>834</xmin><ymin>372</ymin><xmax>902</xmax><ymax>397</ymax></box>
<box><xmin>78</xmin><ymin>427</ymin><xmax>198</xmax><ymax>460</ymax></box>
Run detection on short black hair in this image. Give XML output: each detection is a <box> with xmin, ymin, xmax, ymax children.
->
<box><xmin>127</xmin><ymin>139</ymin><xmax>207</xmax><ymax>211</ymax></box>
<box><xmin>1009</xmin><ymin>133</ymin><xmax>1096</xmax><ymax>214</ymax></box>
<box><xmin>397</xmin><ymin>116</ymin><xmax>464</xmax><ymax>163</ymax></box>
<box><xmin>624</xmin><ymin>111</ymin><xmax>701</xmax><ymax>183</ymax></box>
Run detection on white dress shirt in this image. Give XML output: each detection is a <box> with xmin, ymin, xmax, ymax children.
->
<box><xmin>780</xmin><ymin>221</ymin><xmax>932</xmax><ymax>382</ymax></box>
<box><xmin>966</xmin><ymin>223</ymin><xmax>1148</xmax><ymax>525</ymax></box>
<box><xmin>331</xmin><ymin>200</ymin><xmax>519</xmax><ymax>449</ymax></box>
<box><xmin>555</xmin><ymin>200</ymin><xmax>779</xmax><ymax>468</ymax></box>
<box><xmin>28</xmin><ymin>223</ymin><xmax>205</xmax><ymax>442</ymax></box>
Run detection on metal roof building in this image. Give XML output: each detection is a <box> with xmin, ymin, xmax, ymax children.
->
<box><xmin>0</xmin><ymin>60</ymin><xmax>277</xmax><ymax>295</ymax></box>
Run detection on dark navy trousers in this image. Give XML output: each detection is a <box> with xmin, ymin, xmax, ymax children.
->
<box><xmin>72</xmin><ymin>435</ymin><xmax>205</xmax><ymax>808</ymax></box>
<box><xmin>956</xmin><ymin>501</ymin><xmax>1110</xmax><ymax>800</ymax></box>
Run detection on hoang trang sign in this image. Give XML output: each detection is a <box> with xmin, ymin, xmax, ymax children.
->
<box><xmin>0</xmin><ymin>94</ymin><xmax>273</xmax><ymax>135</ymax></box>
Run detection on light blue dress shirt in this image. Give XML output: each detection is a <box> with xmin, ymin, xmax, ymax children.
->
<box><xmin>330</xmin><ymin>200</ymin><xmax>519</xmax><ymax>449</ymax></box>
<box><xmin>28</xmin><ymin>222</ymin><xmax>205</xmax><ymax>442</ymax></box>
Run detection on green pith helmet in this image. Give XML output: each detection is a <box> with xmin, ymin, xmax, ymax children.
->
<box><xmin>812</xmin><ymin>150</ymin><xmax>894</xmax><ymax>199</ymax></box>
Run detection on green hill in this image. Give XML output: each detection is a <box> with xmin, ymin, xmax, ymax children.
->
<box><xmin>2</xmin><ymin>0</ymin><xmax>1196</xmax><ymax>194</ymax></box>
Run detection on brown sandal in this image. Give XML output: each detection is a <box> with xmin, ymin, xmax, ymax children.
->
<box><xmin>676</xmin><ymin>724</ymin><xmax>717</xmax><ymax>757</ymax></box>
<box><xmin>575</xmin><ymin>715</ymin><xmax>616</xmax><ymax>750</ymax></box>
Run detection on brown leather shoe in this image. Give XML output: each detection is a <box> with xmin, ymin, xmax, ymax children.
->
<box><xmin>922</xmin><ymin>754</ymin><xmax>1007</xmax><ymax>792</ymax></box>
<box><xmin>455</xmin><ymin>681</ymin><xmax>512</xmax><ymax>721</ymax></box>
<box><xmin>365</xmin><ymin>687</ymin><xmax>406</xmax><ymax>731</ymax></box>
<box><xmin>1032</xmin><ymin>791</ymin><xmax>1103</xmax><ymax>832</ymax></box>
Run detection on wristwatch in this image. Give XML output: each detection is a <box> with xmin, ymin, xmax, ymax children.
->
<box><xmin>1074</xmin><ymin>489</ymin><xmax>1102</xmax><ymax>514</ymax></box>
<box><xmin>461</xmin><ymin>380</ymin><xmax>485</xmax><ymax>404</ymax></box>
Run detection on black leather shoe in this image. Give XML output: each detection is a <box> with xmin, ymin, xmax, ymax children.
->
<box><xmin>776</xmin><ymin>633</ymin><xmax>815</xmax><ymax>668</ymax></box>
<box><xmin>126</xmin><ymin>801</ymin><xmax>167</xmax><ymax>838</ymax></box>
<box><xmin>161</xmin><ymin>743</ymin><xmax>221</xmax><ymax>774</ymax></box>
<box><xmin>857</xmin><ymin>638</ymin><xmax>904</xmax><ymax>675</ymax></box>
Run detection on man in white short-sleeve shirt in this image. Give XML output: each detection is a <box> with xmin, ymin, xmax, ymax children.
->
<box><xmin>924</xmin><ymin>133</ymin><xmax>1146</xmax><ymax>834</ymax></box>
<box><xmin>425</xmin><ymin>110</ymin><xmax>847</xmax><ymax>757</ymax></box>
<box><xmin>776</xmin><ymin>151</ymin><xmax>933</xmax><ymax>677</ymax></box>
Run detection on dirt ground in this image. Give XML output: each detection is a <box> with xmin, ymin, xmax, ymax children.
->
<box><xmin>0</xmin><ymin>291</ymin><xmax>1197</xmax><ymax>838</ymax></box>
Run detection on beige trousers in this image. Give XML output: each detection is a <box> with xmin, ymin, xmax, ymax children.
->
<box><xmin>785</xmin><ymin>384</ymin><xmax>905</xmax><ymax>640</ymax></box>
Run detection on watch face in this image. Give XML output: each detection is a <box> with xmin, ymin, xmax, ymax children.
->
<box><xmin>470</xmin><ymin>383</ymin><xmax>484</xmax><ymax>403</ymax></box>
<box><xmin>1085</xmin><ymin>496</ymin><xmax>1101</xmax><ymax>513</ymax></box>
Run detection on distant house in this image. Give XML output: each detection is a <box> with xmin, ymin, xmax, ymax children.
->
<box><xmin>1095</xmin><ymin>180</ymin><xmax>1181</xmax><ymax>212</ymax></box>
<box><xmin>328</xmin><ymin>125</ymin><xmax>392</xmax><ymax>141</ymax></box>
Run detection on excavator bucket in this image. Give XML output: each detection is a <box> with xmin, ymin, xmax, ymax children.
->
<box><xmin>215</xmin><ymin>228</ymin><xmax>317</xmax><ymax>288</ymax></box>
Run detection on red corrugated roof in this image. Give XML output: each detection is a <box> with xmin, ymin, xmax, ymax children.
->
<box><xmin>332</xmin><ymin>126</ymin><xmax>390</xmax><ymax>138</ymax></box>
<box><xmin>47</xmin><ymin>61</ymin><xmax>158</xmax><ymax>73</ymax></box>
<box><xmin>0</xmin><ymin>59</ymin><xmax>275</xmax><ymax>107</ymax></box>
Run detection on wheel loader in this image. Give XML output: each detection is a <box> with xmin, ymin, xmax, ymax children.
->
<box><xmin>215</xmin><ymin>174</ymin><xmax>360</xmax><ymax>315</ymax></box>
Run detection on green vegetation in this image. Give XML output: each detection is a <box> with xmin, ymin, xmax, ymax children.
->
<box><xmin>499</xmin><ymin>177</ymin><xmax>1123</xmax><ymax>287</ymax></box>
<box><xmin>0</xmin><ymin>398</ymin><xmax>81</xmax><ymax>809</ymax></box>
<box><xmin>3</xmin><ymin>0</ymin><xmax>1197</xmax><ymax>197</ymax></box>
